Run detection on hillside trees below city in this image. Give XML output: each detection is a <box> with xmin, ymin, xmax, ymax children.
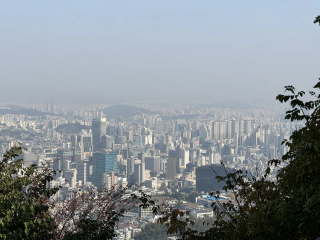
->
<box><xmin>0</xmin><ymin>145</ymin><xmax>139</xmax><ymax>239</ymax></box>
<box><xmin>135</xmin><ymin>217</ymin><xmax>214</xmax><ymax>240</ymax></box>
<box><xmin>0</xmin><ymin>145</ymin><xmax>59</xmax><ymax>239</ymax></box>
<box><xmin>134</xmin><ymin>223</ymin><xmax>168</xmax><ymax>240</ymax></box>
<box><xmin>52</xmin><ymin>186</ymin><xmax>136</xmax><ymax>240</ymax></box>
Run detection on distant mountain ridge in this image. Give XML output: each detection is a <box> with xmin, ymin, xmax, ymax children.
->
<box><xmin>0</xmin><ymin>104</ymin><xmax>54</xmax><ymax>116</ymax></box>
<box><xmin>102</xmin><ymin>105</ymin><xmax>158</xmax><ymax>118</ymax></box>
<box><xmin>55</xmin><ymin>123</ymin><xmax>90</xmax><ymax>134</ymax></box>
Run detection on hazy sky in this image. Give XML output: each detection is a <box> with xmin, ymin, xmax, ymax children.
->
<box><xmin>1</xmin><ymin>1</ymin><xmax>320</xmax><ymax>104</ymax></box>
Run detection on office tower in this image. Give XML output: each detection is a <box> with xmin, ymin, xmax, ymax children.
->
<box><xmin>107</xmin><ymin>125</ymin><xmax>116</xmax><ymax>136</ymax></box>
<box><xmin>80</xmin><ymin>133</ymin><xmax>92</xmax><ymax>159</ymax></box>
<box><xmin>105</xmin><ymin>151</ymin><xmax>118</xmax><ymax>173</ymax></box>
<box><xmin>133</xmin><ymin>162</ymin><xmax>145</xmax><ymax>185</ymax></box>
<box><xmin>92</xmin><ymin>150</ymin><xmax>118</xmax><ymax>187</ymax></box>
<box><xmin>144</xmin><ymin>156</ymin><xmax>160</xmax><ymax>176</ymax></box>
<box><xmin>138</xmin><ymin>152</ymin><xmax>148</xmax><ymax>162</ymax></box>
<box><xmin>140</xmin><ymin>162</ymin><xmax>145</xmax><ymax>183</ymax></box>
<box><xmin>72</xmin><ymin>131</ymin><xmax>93</xmax><ymax>159</ymax></box>
<box><xmin>209</xmin><ymin>152</ymin><xmax>214</xmax><ymax>165</ymax></box>
<box><xmin>134</xmin><ymin>162</ymin><xmax>141</xmax><ymax>184</ymax></box>
<box><xmin>76</xmin><ymin>160</ymin><xmax>88</xmax><ymax>185</ymax></box>
<box><xmin>126</xmin><ymin>130</ymin><xmax>133</xmax><ymax>142</ymax></box>
<box><xmin>127</xmin><ymin>157</ymin><xmax>135</xmax><ymax>183</ymax></box>
<box><xmin>160</xmin><ymin>158</ymin><xmax>167</xmax><ymax>171</ymax></box>
<box><xmin>56</xmin><ymin>149</ymin><xmax>73</xmax><ymax>172</ymax></box>
<box><xmin>71</xmin><ymin>134</ymin><xmax>79</xmax><ymax>148</ymax></box>
<box><xmin>166</xmin><ymin>158</ymin><xmax>176</xmax><ymax>180</ymax></box>
<box><xmin>180</xmin><ymin>148</ymin><xmax>189</xmax><ymax>168</ymax></box>
<box><xmin>64</xmin><ymin>169</ymin><xmax>77</xmax><ymax>188</ymax></box>
<box><xmin>92</xmin><ymin>118</ymin><xmax>107</xmax><ymax>152</ymax></box>
<box><xmin>116</xmin><ymin>126</ymin><xmax>125</xmax><ymax>136</ymax></box>
<box><xmin>103</xmin><ymin>172</ymin><xmax>118</xmax><ymax>190</ymax></box>
<box><xmin>101</xmin><ymin>135</ymin><xmax>114</xmax><ymax>149</ymax></box>
<box><xmin>91</xmin><ymin>151</ymin><xmax>104</xmax><ymax>186</ymax></box>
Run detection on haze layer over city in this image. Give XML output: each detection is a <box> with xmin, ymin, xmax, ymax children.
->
<box><xmin>1</xmin><ymin>1</ymin><xmax>320</xmax><ymax>104</ymax></box>
<box><xmin>1</xmin><ymin>1</ymin><xmax>320</xmax><ymax>240</ymax></box>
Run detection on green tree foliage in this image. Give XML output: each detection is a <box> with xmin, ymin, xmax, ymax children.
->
<box><xmin>185</xmin><ymin>191</ymin><xmax>198</xmax><ymax>203</ymax></box>
<box><xmin>0</xmin><ymin>145</ymin><xmax>59</xmax><ymax>239</ymax></box>
<box><xmin>53</xmin><ymin>186</ymin><xmax>135</xmax><ymax>240</ymax></box>
<box><xmin>135</xmin><ymin>217</ymin><xmax>213</xmax><ymax>240</ymax></box>
<box><xmin>272</xmin><ymin>80</ymin><xmax>320</xmax><ymax>238</ymax></box>
<box><xmin>134</xmin><ymin>223</ymin><xmax>168</xmax><ymax>240</ymax></box>
<box><xmin>0</xmin><ymin>146</ymin><xmax>136</xmax><ymax>240</ymax></box>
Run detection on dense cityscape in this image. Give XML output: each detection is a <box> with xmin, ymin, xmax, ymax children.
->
<box><xmin>1</xmin><ymin>1</ymin><xmax>320</xmax><ymax>239</ymax></box>
<box><xmin>0</xmin><ymin>101</ymin><xmax>302</xmax><ymax>239</ymax></box>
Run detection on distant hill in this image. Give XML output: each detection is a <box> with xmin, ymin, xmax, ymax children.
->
<box><xmin>55</xmin><ymin>123</ymin><xmax>90</xmax><ymax>134</ymax></box>
<box><xmin>0</xmin><ymin>104</ymin><xmax>54</xmax><ymax>116</ymax></box>
<box><xmin>196</xmin><ymin>101</ymin><xmax>256</xmax><ymax>109</ymax></box>
<box><xmin>102</xmin><ymin>105</ymin><xmax>158</xmax><ymax>118</ymax></box>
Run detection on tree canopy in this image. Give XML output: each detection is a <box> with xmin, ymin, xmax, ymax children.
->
<box><xmin>0</xmin><ymin>145</ymin><xmax>59</xmax><ymax>239</ymax></box>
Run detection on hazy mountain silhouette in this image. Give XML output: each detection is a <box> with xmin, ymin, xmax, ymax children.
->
<box><xmin>0</xmin><ymin>104</ymin><xmax>55</xmax><ymax>116</ymax></box>
<box><xmin>102</xmin><ymin>105</ymin><xmax>158</xmax><ymax>118</ymax></box>
<box><xmin>55</xmin><ymin>123</ymin><xmax>90</xmax><ymax>134</ymax></box>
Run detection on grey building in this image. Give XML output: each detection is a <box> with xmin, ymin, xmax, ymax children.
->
<box><xmin>92</xmin><ymin>118</ymin><xmax>107</xmax><ymax>152</ymax></box>
<box><xmin>166</xmin><ymin>158</ymin><xmax>176</xmax><ymax>180</ymax></box>
<box><xmin>196</xmin><ymin>164</ymin><xmax>234</xmax><ymax>193</ymax></box>
<box><xmin>145</xmin><ymin>156</ymin><xmax>160</xmax><ymax>176</ymax></box>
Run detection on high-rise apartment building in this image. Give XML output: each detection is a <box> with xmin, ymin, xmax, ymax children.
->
<box><xmin>244</xmin><ymin>120</ymin><xmax>252</xmax><ymax>136</ymax></box>
<box><xmin>219</xmin><ymin>121</ymin><xmax>227</xmax><ymax>139</ymax></box>
<box><xmin>212</xmin><ymin>122</ymin><xmax>220</xmax><ymax>140</ymax></box>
